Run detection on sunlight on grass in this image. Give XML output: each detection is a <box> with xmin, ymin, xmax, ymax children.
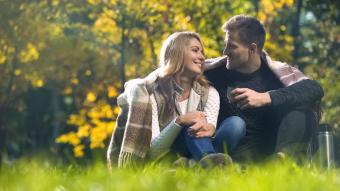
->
<box><xmin>1</xmin><ymin>159</ymin><xmax>340</xmax><ymax>191</ymax></box>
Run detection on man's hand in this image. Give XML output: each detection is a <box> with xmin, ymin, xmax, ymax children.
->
<box><xmin>230</xmin><ymin>88</ymin><xmax>271</xmax><ymax>110</ymax></box>
<box><xmin>188</xmin><ymin>122</ymin><xmax>215</xmax><ymax>138</ymax></box>
<box><xmin>175</xmin><ymin>111</ymin><xmax>207</xmax><ymax>126</ymax></box>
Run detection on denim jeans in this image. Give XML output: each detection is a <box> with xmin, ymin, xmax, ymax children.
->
<box><xmin>171</xmin><ymin>116</ymin><xmax>246</xmax><ymax>161</ymax></box>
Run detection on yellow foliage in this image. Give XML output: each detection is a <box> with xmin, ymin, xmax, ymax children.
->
<box><xmin>90</xmin><ymin>125</ymin><xmax>108</xmax><ymax>149</ymax></box>
<box><xmin>19</xmin><ymin>43</ymin><xmax>39</xmax><ymax>63</ymax></box>
<box><xmin>73</xmin><ymin>144</ymin><xmax>85</xmax><ymax>157</ymax></box>
<box><xmin>259</xmin><ymin>0</ymin><xmax>295</xmax><ymax>22</ymax></box>
<box><xmin>56</xmin><ymin>132</ymin><xmax>81</xmax><ymax>145</ymax></box>
<box><xmin>57</xmin><ymin>95</ymin><xmax>120</xmax><ymax>157</ymax></box>
<box><xmin>86</xmin><ymin>92</ymin><xmax>97</xmax><ymax>102</ymax></box>
<box><xmin>113</xmin><ymin>106</ymin><xmax>120</xmax><ymax>115</ymax></box>
<box><xmin>51</xmin><ymin>0</ymin><xmax>59</xmax><ymax>6</ymax></box>
<box><xmin>0</xmin><ymin>52</ymin><xmax>6</xmax><ymax>64</ymax></box>
<box><xmin>107</xmin><ymin>86</ymin><xmax>118</xmax><ymax>98</ymax></box>
<box><xmin>77</xmin><ymin>124</ymin><xmax>91</xmax><ymax>138</ymax></box>
<box><xmin>174</xmin><ymin>13</ymin><xmax>194</xmax><ymax>30</ymax></box>
<box><xmin>63</xmin><ymin>86</ymin><xmax>72</xmax><ymax>95</ymax></box>
<box><xmin>33</xmin><ymin>79</ymin><xmax>44</xmax><ymax>88</ymax></box>
<box><xmin>93</xmin><ymin>12</ymin><xmax>121</xmax><ymax>44</ymax></box>
<box><xmin>67</xmin><ymin>114</ymin><xmax>86</xmax><ymax>126</ymax></box>
<box><xmin>71</xmin><ymin>78</ymin><xmax>79</xmax><ymax>85</ymax></box>
<box><xmin>87</xmin><ymin>0</ymin><xmax>101</xmax><ymax>5</ymax></box>
<box><xmin>14</xmin><ymin>69</ymin><xmax>22</xmax><ymax>76</ymax></box>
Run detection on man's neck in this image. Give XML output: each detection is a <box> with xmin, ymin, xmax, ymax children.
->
<box><xmin>239</xmin><ymin>54</ymin><xmax>261</xmax><ymax>74</ymax></box>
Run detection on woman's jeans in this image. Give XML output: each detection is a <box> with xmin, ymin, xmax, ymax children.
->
<box><xmin>171</xmin><ymin>116</ymin><xmax>246</xmax><ymax>161</ymax></box>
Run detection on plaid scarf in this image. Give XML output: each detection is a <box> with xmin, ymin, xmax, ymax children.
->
<box><xmin>261</xmin><ymin>51</ymin><xmax>309</xmax><ymax>87</ymax></box>
<box><xmin>107</xmin><ymin>70</ymin><xmax>158</xmax><ymax>168</ymax></box>
<box><xmin>205</xmin><ymin>51</ymin><xmax>309</xmax><ymax>87</ymax></box>
<box><xmin>107</xmin><ymin>70</ymin><xmax>208</xmax><ymax>168</ymax></box>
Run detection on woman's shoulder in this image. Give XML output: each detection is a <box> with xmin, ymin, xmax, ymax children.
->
<box><xmin>207</xmin><ymin>85</ymin><xmax>219</xmax><ymax>98</ymax></box>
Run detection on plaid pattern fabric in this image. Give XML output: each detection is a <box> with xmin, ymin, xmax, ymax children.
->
<box><xmin>107</xmin><ymin>70</ymin><xmax>209</xmax><ymax>168</ymax></box>
<box><xmin>205</xmin><ymin>51</ymin><xmax>309</xmax><ymax>87</ymax></box>
<box><xmin>107</xmin><ymin>79</ymin><xmax>153</xmax><ymax>168</ymax></box>
<box><xmin>262</xmin><ymin>51</ymin><xmax>309</xmax><ymax>87</ymax></box>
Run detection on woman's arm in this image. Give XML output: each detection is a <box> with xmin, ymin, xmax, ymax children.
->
<box><xmin>189</xmin><ymin>86</ymin><xmax>220</xmax><ymax>138</ymax></box>
<box><xmin>204</xmin><ymin>86</ymin><xmax>220</xmax><ymax>128</ymax></box>
<box><xmin>148</xmin><ymin>94</ymin><xmax>182</xmax><ymax>160</ymax></box>
<box><xmin>148</xmin><ymin>94</ymin><xmax>210</xmax><ymax>159</ymax></box>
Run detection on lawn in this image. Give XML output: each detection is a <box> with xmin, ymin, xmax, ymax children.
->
<box><xmin>1</xmin><ymin>158</ymin><xmax>339</xmax><ymax>191</ymax></box>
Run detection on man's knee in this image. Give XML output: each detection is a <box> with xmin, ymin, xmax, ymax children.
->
<box><xmin>275</xmin><ymin>109</ymin><xmax>314</xmax><ymax>154</ymax></box>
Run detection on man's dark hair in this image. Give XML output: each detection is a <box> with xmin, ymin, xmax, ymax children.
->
<box><xmin>222</xmin><ymin>15</ymin><xmax>266</xmax><ymax>51</ymax></box>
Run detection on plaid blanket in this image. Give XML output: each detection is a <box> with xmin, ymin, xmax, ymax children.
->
<box><xmin>107</xmin><ymin>70</ymin><xmax>159</xmax><ymax>168</ymax></box>
<box><xmin>205</xmin><ymin>51</ymin><xmax>309</xmax><ymax>87</ymax></box>
<box><xmin>107</xmin><ymin>69</ymin><xmax>208</xmax><ymax>168</ymax></box>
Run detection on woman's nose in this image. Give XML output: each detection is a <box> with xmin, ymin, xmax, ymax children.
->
<box><xmin>199</xmin><ymin>52</ymin><xmax>205</xmax><ymax>60</ymax></box>
<box><xmin>223</xmin><ymin>46</ymin><xmax>228</xmax><ymax>55</ymax></box>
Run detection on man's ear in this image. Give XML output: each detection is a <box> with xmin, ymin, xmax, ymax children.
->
<box><xmin>249</xmin><ymin>43</ymin><xmax>258</xmax><ymax>55</ymax></box>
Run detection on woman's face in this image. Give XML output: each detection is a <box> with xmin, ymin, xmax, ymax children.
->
<box><xmin>182</xmin><ymin>38</ymin><xmax>205</xmax><ymax>77</ymax></box>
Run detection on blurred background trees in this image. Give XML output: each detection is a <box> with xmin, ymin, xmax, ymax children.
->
<box><xmin>0</xmin><ymin>0</ymin><xmax>339</xmax><ymax>164</ymax></box>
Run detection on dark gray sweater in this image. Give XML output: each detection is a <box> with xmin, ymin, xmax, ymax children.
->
<box><xmin>205</xmin><ymin>60</ymin><xmax>324</xmax><ymax>134</ymax></box>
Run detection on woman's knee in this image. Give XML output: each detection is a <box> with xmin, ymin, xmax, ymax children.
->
<box><xmin>220</xmin><ymin>116</ymin><xmax>246</xmax><ymax>137</ymax></box>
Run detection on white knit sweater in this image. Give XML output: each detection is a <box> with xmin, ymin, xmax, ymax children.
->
<box><xmin>148</xmin><ymin>86</ymin><xmax>220</xmax><ymax>159</ymax></box>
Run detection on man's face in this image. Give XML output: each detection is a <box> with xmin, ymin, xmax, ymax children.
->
<box><xmin>223</xmin><ymin>31</ymin><xmax>250</xmax><ymax>72</ymax></box>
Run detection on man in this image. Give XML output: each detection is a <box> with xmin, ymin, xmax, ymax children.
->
<box><xmin>204</xmin><ymin>15</ymin><xmax>324</xmax><ymax>161</ymax></box>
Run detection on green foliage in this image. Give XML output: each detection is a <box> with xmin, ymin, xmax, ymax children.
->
<box><xmin>1</xmin><ymin>159</ymin><xmax>340</xmax><ymax>190</ymax></box>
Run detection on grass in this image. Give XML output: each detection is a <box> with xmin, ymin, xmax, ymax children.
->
<box><xmin>1</xmin><ymin>158</ymin><xmax>340</xmax><ymax>191</ymax></box>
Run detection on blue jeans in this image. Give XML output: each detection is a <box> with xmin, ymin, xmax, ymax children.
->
<box><xmin>171</xmin><ymin>116</ymin><xmax>246</xmax><ymax>161</ymax></box>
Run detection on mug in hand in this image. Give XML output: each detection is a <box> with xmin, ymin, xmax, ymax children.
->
<box><xmin>226</xmin><ymin>86</ymin><xmax>236</xmax><ymax>103</ymax></box>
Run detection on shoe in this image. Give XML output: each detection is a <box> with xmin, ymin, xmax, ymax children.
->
<box><xmin>198</xmin><ymin>153</ymin><xmax>233</xmax><ymax>168</ymax></box>
<box><xmin>276</xmin><ymin>152</ymin><xmax>286</xmax><ymax>160</ymax></box>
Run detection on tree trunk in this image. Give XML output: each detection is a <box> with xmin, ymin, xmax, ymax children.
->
<box><xmin>252</xmin><ymin>0</ymin><xmax>259</xmax><ymax>16</ymax></box>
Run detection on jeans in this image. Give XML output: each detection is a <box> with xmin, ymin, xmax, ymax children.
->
<box><xmin>171</xmin><ymin>116</ymin><xmax>246</xmax><ymax>161</ymax></box>
<box><xmin>213</xmin><ymin>116</ymin><xmax>246</xmax><ymax>154</ymax></box>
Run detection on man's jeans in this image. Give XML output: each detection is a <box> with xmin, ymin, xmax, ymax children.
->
<box><xmin>232</xmin><ymin>108</ymin><xmax>315</xmax><ymax>161</ymax></box>
<box><xmin>171</xmin><ymin>116</ymin><xmax>246</xmax><ymax>161</ymax></box>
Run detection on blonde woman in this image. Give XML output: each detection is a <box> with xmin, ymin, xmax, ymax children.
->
<box><xmin>107</xmin><ymin>31</ymin><xmax>245</xmax><ymax>168</ymax></box>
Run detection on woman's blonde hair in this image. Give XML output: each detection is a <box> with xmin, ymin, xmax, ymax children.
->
<box><xmin>158</xmin><ymin>31</ymin><xmax>208</xmax><ymax>86</ymax></box>
<box><xmin>156</xmin><ymin>31</ymin><xmax>209</xmax><ymax>113</ymax></box>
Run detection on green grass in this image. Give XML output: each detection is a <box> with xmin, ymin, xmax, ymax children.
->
<box><xmin>1</xmin><ymin>158</ymin><xmax>340</xmax><ymax>191</ymax></box>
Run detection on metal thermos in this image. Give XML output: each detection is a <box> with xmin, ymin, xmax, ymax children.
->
<box><xmin>318</xmin><ymin>124</ymin><xmax>334</xmax><ymax>169</ymax></box>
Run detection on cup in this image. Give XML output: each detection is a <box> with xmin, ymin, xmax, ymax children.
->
<box><xmin>226</xmin><ymin>86</ymin><xmax>236</xmax><ymax>103</ymax></box>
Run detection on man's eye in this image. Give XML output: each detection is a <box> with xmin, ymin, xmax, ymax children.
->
<box><xmin>228</xmin><ymin>44</ymin><xmax>236</xmax><ymax>49</ymax></box>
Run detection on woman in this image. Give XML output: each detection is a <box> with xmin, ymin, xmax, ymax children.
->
<box><xmin>107</xmin><ymin>31</ymin><xmax>245</xmax><ymax>168</ymax></box>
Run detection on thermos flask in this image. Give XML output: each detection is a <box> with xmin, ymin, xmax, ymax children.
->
<box><xmin>318</xmin><ymin>124</ymin><xmax>335</xmax><ymax>169</ymax></box>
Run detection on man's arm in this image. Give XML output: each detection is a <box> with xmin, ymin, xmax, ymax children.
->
<box><xmin>231</xmin><ymin>79</ymin><xmax>323</xmax><ymax>110</ymax></box>
<box><xmin>269</xmin><ymin>79</ymin><xmax>324</xmax><ymax>107</ymax></box>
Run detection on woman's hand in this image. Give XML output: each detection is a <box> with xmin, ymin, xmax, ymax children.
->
<box><xmin>175</xmin><ymin>111</ymin><xmax>207</xmax><ymax>126</ymax></box>
<box><xmin>188</xmin><ymin>123</ymin><xmax>215</xmax><ymax>138</ymax></box>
